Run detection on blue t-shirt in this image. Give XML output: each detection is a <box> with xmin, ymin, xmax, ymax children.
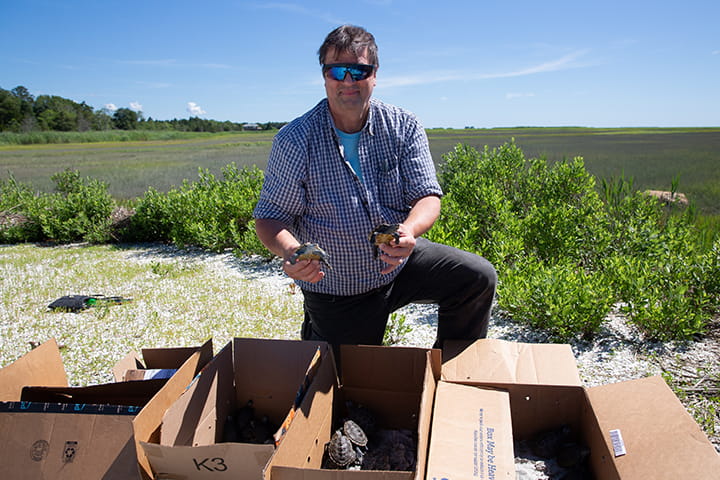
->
<box><xmin>335</xmin><ymin>128</ymin><xmax>363</xmax><ymax>182</ymax></box>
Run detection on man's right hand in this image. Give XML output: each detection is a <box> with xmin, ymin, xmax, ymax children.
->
<box><xmin>283</xmin><ymin>258</ymin><xmax>325</xmax><ymax>283</ymax></box>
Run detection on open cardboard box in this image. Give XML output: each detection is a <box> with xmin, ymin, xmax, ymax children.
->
<box><xmin>138</xmin><ymin>337</ymin><xmax>334</xmax><ymax>480</ymax></box>
<box><xmin>265</xmin><ymin>344</ymin><xmax>442</xmax><ymax>480</ymax></box>
<box><xmin>0</xmin><ymin>338</ymin><xmax>213</xmax><ymax>480</ymax></box>
<box><xmin>438</xmin><ymin>338</ymin><xmax>720</xmax><ymax>480</ymax></box>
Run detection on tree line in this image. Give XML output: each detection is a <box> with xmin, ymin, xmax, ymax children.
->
<box><xmin>0</xmin><ymin>85</ymin><xmax>286</xmax><ymax>133</ymax></box>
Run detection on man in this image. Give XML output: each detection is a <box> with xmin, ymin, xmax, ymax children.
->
<box><xmin>253</xmin><ymin>25</ymin><xmax>496</xmax><ymax>352</ymax></box>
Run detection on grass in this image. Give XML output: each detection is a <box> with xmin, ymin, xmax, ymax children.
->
<box><xmin>0</xmin><ymin>243</ymin><xmax>303</xmax><ymax>386</ymax></box>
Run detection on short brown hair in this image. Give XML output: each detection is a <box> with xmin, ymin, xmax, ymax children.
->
<box><xmin>318</xmin><ymin>25</ymin><xmax>379</xmax><ymax>67</ymax></box>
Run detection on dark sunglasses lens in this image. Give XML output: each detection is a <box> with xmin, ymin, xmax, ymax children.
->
<box><xmin>327</xmin><ymin>65</ymin><xmax>373</xmax><ymax>81</ymax></box>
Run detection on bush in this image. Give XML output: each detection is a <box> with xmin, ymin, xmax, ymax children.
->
<box><xmin>0</xmin><ymin>175</ymin><xmax>44</xmax><ymax>243</ymax></box>
<box><xmin>1</xmin><ymin>170</ymin><xmax>115</xmax><ymax>243</ymax></box>
<box><xmin>36</xmin><ymin>169</ymin><xmax>116</xmax><ymax>243</ymax></box>
<box><xmin>430</xmin><ymin>141</ymin><xmax>717</xmax><ymax>341</ymax></box>
<box><xmin>500</xmin><ymin>258</ymin><xmax>615</xmax><ymax>341</ymax></box>
<box><xmin>128</xmin><ymin>164</ymin><xmax>268</xmax><ymax>255</ymax></box>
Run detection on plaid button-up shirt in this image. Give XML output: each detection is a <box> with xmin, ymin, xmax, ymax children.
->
<box><xmin>253</xmin><ymin>98</ymin><xmax>443</xmax><ymax>296</ymax></box>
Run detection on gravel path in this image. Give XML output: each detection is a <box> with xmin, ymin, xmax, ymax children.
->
<box><xmin>2</xmin><ymin>242</ymin><xmax>718</xmax><ymax>464</ymax></box>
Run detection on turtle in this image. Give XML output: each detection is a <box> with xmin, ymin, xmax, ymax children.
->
<box><xmin>343</xmin><ymin>419</ymin><xmax>368</xmax><ymax>450</ymax></box>
<box><xmin>324</xmin><ymin>429</ymin><xmax>358</xmax><ymax>469</ymax></box>
<box><xmin>369</xmin><ymin>224</ymin><xmax>401</xmax><ymax>258</ymax></box>
<box><xmin>289</xmin><ymin>243</ymin><xmax>332</xmax><ymax>269</ymax></box>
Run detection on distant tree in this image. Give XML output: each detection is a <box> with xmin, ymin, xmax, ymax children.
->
<box><xmin>0</xmin><ymin>88</ymin><xmax>22</xmax><ymax>130</ymax></box>
<box><xmin>112</xmin><ymin>108</ymin><xmax>140</xmax><ymax>130</ymax></box>
<box><xmin>11</xmin><ymin>86</ymin><xmax>35</xmax><ymax>122</ymax></box>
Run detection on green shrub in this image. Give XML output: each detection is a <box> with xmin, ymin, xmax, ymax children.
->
<box><xmin>0</xmin><ymin>175</ymin><xmax>44</xmax><ymax>242</ymax></box>
<box><xmin>500</xmin><ymin>258</ymin><xmax>615</xmax><ymax>341</ymax></box>
<box><xmin>33</xmin><ymin>169</ymin><xmax>116</xmax><ymax>243</ymax></box>
<box><xmin>430</xmin><ymin>141</ymin><xmax>717</xmax><ymax>341</ymax></box>
<box><xmin>129</xmin><ymin>163</ymin><xmax>268</xmax><ymax>255</ymax></box>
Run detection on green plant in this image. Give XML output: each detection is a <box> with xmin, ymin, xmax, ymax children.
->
<box><xmin>129</xmin><ymin>163</ymin><xmax>267</xmax><ymax>254</ymax></box>
<box><xmin>431</xmin><ymin>141</ymin><xmax>718</xmax><ymax>341</ymax></box>
<box><xmin>500</xmin><ymin>259</ymin><xmax>615</xmax><ymax>341</ymax></box>
<box><xmin>383</xmin><ymin>313</ymin><xmax>413</xmax><ymax>346</ymax></box>
<box><xmin>35</xmin><ymin>169</ymin><xmax>116</xmax><ymax>243</ymax></box>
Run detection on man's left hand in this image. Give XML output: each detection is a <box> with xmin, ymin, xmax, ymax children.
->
<box><xmin>377</xmin><ymin>223</ymin><xmax>415</xmax><ymax>274</ymax></box>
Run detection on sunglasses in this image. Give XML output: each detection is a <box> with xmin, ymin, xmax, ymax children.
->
<box><xmin>322</xmin><ymin>63</ymin><xmax>376</xmax><ymax>81</ymax></box>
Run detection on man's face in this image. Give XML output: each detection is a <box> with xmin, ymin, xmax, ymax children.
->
<box><xmin>323</xmin><ymin>47</ymin><xmax>376</xmax><ymax>121</ymax></box>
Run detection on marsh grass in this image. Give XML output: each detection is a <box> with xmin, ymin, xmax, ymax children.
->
<box><xmin>0</xmin><ymin>132</ymin><xmax>273</xmax><ymax>199</ymax></box>
<box><xmin>2</xmin><ymin>127</ymin><xmax>718</xmax><ymax>213</ymax></box>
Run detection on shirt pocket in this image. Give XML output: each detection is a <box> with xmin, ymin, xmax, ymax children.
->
<box><xmin>375</xmin><ymin>163</ymin><xmax>405</xmax><ymax>210</ymax></box>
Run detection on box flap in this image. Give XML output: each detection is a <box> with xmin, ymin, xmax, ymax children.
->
<box><xmin>587</xmin><ymin>375</ymin><xmax>720</xmax><ymax>479</ymax></box>
<box><xmin>340</xmin><ymin>345</ymin><xmax>441</xmax><ymax>392</ymax></box>
<box><xmin>160</xmin><ymin>341</ymin><xmax>233</xmax><ymax>447</ymax></box>
<box><xmin>113</xmin><ymin>351</ymin><xmax>144</xmax><ymax>382</ymax></box>
<box><xmin>142</xmin><ymin>346</ymin><xmax>203</xmax><ymax>370</ymax></box>
<box><xmin>21</xmin><ymin>379</ymin><xmax>168</xmax><ymax>407</ymax></box>
<box><xmin>426</xmin><ymin>381</ymin><xmax>514</xmax><ymax>480</ymax></box>
<box><xmin>441</xmin><ymin>339</ymin><xmax>581</xmax><ymax>386</ymax></box>
<box><xmin>0</xmin><ymin>338</ymin><xmax>67</xmax><ymax>401</ymax></box>
<box><xmin>141</xmin><ymin>441</ymin><xmax>273</xmax><ymax>479</ymax></box>
<box><xmin>132</xmin><ymin>338</ymin><xmax>214</xmax><ymax>480</ymax></box>
<box><xmin>264</xmin><ymin>345</ymin><xmax>337</xmax><ymax>477</ymax></box>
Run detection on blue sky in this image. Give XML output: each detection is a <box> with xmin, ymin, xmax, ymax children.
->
<box><xmin>1</xmin><ymin>0</ymin><xmax>718</xmax><ymax>128</ymax></box>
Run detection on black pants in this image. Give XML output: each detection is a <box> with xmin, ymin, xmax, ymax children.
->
<box><xmin>301</xmin><ymin>238</ymin><xmax>497</xmax><ymax>351</ymax></box>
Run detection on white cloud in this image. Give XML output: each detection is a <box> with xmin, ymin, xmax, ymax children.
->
<box><xmin>380</xmin><ymin>50</ymin><xmax>591</xmax><ymax>88</ymax></box>
<box><xmin>104</xmin><ymin>103</ymin><xmax>117</xmax><ymax>111</ymax></box>
<box><xmin>187</xmin><ymin>102</ymin><xmax>207</xmax><ymax>116</ymax></box>
<box><xmin>129</xmin><ymin>102</ymin><xmax>143</xmax><ymax>112</ymax></box>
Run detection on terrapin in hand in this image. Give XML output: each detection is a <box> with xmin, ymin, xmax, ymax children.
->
<box><xmin>289</xmin><ymin>243</ymin><xmax>332</xmax><ymax>269</ymax></box>
<box><xmin>369</xmin><ymin>224</ymin><xmax>400</xmax><ymax>258</ymax></box>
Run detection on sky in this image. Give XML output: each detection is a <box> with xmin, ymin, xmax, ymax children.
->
<box><xmin>1</xmin><ymin>0</ymin><xmax>718</xmax><ymax>129</ymax></box>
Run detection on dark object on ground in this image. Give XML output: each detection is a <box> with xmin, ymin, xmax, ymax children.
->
<box><xmin>47</xmin><ymin>294</ymin><xmax>133</xmax><ymax>312</ymax></box>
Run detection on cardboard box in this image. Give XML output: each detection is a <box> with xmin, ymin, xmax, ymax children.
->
<box><xmin>426</xmin><ymin>381</ymin><xmax>515</xmax><ymax>480</ymax></box>
<box><xmin>139</xmin><ymin>337</ymin><xmax>334</xmax><ymax>480</ymax></box>
<box><xmin>0</xmin><ymin>338</ymin><xmax>213</xmax><ymax>480</ymax></box>
<box><xmin>440</xmin><ymin>338</ymin><xmax>720</xmax><ymax>480</ymax></box>
<box><xmin>0</xmin><ymin>338</ymin><xmax>68</xmax><ymax>401</ymax></box>
<box><xmin>266</xmin><ymin>344</ymin><xmax>442</xmax><ymax>480</ymax></box>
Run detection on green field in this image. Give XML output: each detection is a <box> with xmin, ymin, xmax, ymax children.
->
<box><xmin>1</xmin><ymin>127</ymin><xmax>719</xmax><ymax>214</ymax></box>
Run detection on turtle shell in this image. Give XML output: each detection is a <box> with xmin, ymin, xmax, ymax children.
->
<box><xmin>368</xmin><ymin>224</ymin><xmax>400</xmax><ymax>258</ymax></box>
<box><xmin>326</xmin><ymin>430</ymin><xmax>357</xmax><ymax>468</ymax></box>
<box><xmin>343</xmin><ymin>419</ymin><xmax>368</xmax><ymax>448</ymax></box>
<box><xmin>289</xmin><ymin>243</ymin><xmax>332</xmax><ymax>269</ymax></box>
<box><xmin>369</xmin><ymin>224</ymin><xmax>400</xmax><ymax>246</ymax></box>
